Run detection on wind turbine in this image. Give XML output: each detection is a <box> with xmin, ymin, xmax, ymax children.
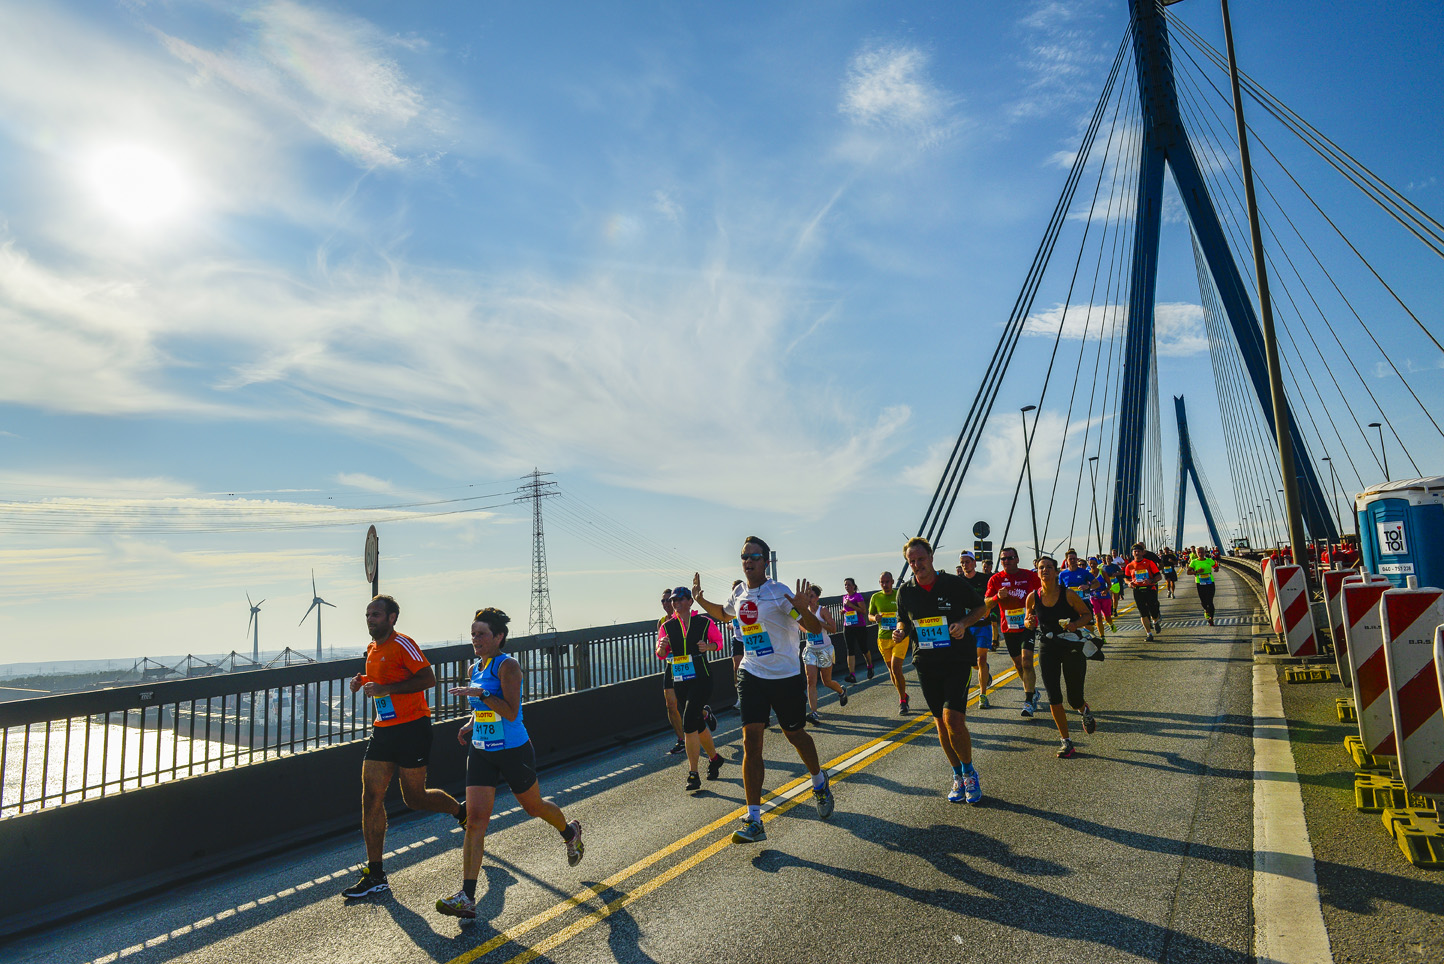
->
<box><xmin>246</xmin><ymin>594</ymin><xmax>265</xmax><ymax>662</ymax></box>
<box><xmin>299</xmin><ymin>570</ymin><xmax>336</xmax><ymax>662</ymax></box>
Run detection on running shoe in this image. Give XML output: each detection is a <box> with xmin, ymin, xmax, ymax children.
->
<box><xmin>844</xmin><ymin>673</ymin><xmax>857</xmax><ymax>684</ymax></box>
<box><xmin>866</xmin><ymin>663</ymin><xmax>876</xmax><ymax>679</ymax></box>
<box><xmin>685</xmin><ymin>771</ymin><xmax>701</xmax><ymax>792</ymax></box>
<box><xmin>732</xmin><ymin>818</ymin><xmax>767</xmax><ymax>843</ymax></box>
<box><xmin>1081</xmin><ymin>703</ymin><xmax>1096</xmax><ymax>735</ymax></box>
<box><xmin>456</xmin><ymin>806</ymin><xmax>468</xmax><ymax>829</ymax></box>
<box><xmin>806</xmin><ymin>711</ymin><xmax>822</xmax><ymax>726</ymax></box>
<box><xmin>435</xmin><ymin>890</ymin><xmax>476</xmax><ymax>919</ymax></box>
<box><xmin>899</xmin><ymin>693</ymin><xmax>910</xmax><ymax>715</ymax></box>
<box><xmin>962</xmin><ymin>768</ymin><xmax>982</xmax><ymax>804</ymax></box>
<box><xmin>978</xmin><ymin>691</ymin><xmax>991</xmax><ymax>709</ymax></box>
<box><xmin>1057</xmin><ymin>738</ymin><xmax>1077</xmax><ymax>759</ymax></box>
<box><xmin>947</xmin><ymin>775</ymin><xmax>965</xmax><ymax>804</ymax></box>
<box><xmin>564</xmin><ymin>820</ymin><xmax>585</xmax><ymax>866</ymax></box>
<box><xmin>1145</xmin><ymin>633</ymin><xmax>1154</xmax><ymax>642</ymax></box>
<box><xmin>838</xmin><ymin>686</ymin><xmax>849</xmax><ymax>708</ymax></box>
<box><xmin>342</xmin><ymin>869</ymin><xmax>389</xmax><ymax>899</ymax></box>
<box><xmin>1020</xmin><ymin>694</ymin><xmax>1034</xmax><ymax>718</ymax></box>
<box><xmin>704</xmin><ymin>705</ymin><xmax>718</xmax><ymax>732</ymax></box>
<box><xmin>668</xmin><ymin>739</ymin><xmax>686</xmax><ymax>755</ymax></box>
<box><xmin>707</xmin><ymin>754</ymin><xmax>725</xmax><ymax>780</ymax></box>
<box><xmin>814</xmin><ymin>782</ymin><xmax>835</xmax><ymax>819</ymax></box>
<box><xmin>1206</xmin><ymin>616</ymin><xmax>1215</xmax><ymax>626</ymax></box>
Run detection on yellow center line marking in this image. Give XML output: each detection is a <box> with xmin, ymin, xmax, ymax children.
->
<box><xmin>446</xmin><ymin>666</ymin><xmax>1022</xmax><ymax>964</ymax></box>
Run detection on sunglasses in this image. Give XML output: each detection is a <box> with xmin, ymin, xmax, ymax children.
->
<box><xmin>740</xmin><ymin>553</ymin><xmax>766</xmax><ymax>561</ymax></box>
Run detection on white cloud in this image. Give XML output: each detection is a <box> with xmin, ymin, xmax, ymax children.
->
<box><xmin>1021</xmin><ymin>301</ymin><xmax>1207</xmax><ymax>357</ymax></box>
<box><xmin>841</xmin><ymin>45</ymin><xmax>944</xmax><ymax>130</ymax></box>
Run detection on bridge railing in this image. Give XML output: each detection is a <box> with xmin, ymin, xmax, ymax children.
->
<box><xmin>0</xmin><ymin>593</ymin><xmax>850</xmax><ymax>817</ymax></box>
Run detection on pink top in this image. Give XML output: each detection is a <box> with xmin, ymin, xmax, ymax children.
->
<box><xmin>655</xmin><ymin>611</ymin><xmax>724</xmax><ymax>659</ymax></box>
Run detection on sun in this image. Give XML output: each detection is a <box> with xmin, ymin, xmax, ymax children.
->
<box><xmin>83</xmin><ymin>144</ymin><xmax>193</xmax><ymax>227</ymax></box>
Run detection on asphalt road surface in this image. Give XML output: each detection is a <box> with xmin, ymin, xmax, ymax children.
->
<box><xmin>9</xmin><ymin>568</ymin><xmax>1440</xmax><ymax>964</ymax></box>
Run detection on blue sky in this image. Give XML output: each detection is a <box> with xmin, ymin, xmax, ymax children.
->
<box><xmin>1</xmin><ymin>0</ymin><xmax>1440</xmax><ymax>665</ymax></box>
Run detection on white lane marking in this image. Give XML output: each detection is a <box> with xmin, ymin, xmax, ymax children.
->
<box><xmin>1253</xmin><ymin>662</ymin><xmax>1333</xmax><ymax>964</ymax></box>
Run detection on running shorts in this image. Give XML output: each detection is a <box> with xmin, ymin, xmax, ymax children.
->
<box><xmin>842</xmin><ymin>624</ymin><xmax>874</xmax><ymax>661</ymax></box>
<box><xmin>972</xmin><ymin>623</ymin><xmax>993</xmax><ymax>651</ymax></box>
<box><xmin>915</xmin><ymin>658</ymin><xmax>973</xmax><ymax>718</ymax></box>
<box><xmin>802</xmin><ymin>645</ymin><xmax>835</xmax><ymax>669</ymax></box>
<box><xmin>1002</xmin><ymin>629</ymin><xmax>1036</xmax><ymax>661</ymax></box>
<box><xmin>1090</xmin><ymin>595</ymin><xmax>1113</xmax><ymax>619</ymax></box>
<box><xmin>1134</xmin><ymin>587</ymin><xmax>1161</xmax><ymax>621</ymax></box>
<box><xmin>364</xmin><ymin>716</ymin><xmax>432</xmax><ymax>769</ymax></box>
<box><xmin>876</xmin><ymin>633</ymin><xmax>910</xmax><ymax>662</ymax></box>
<box><xmin>737</xmin><ymin>669</ymin><xmax>808</xmax><ymax>732</ymax></box>
<box><xmin>672</xmin><ymin>676</ymin><xmax>711</xmax><ymax>733</ymax></box>
<box><xmin>661</xmin><ymin>660</ymin><xmax>674</xmax><ymax>690</ymax></box>
<box><xmin>467</xmin><ymin>741</ymin><xmax>538</xmax><ymax>794</ymax></box>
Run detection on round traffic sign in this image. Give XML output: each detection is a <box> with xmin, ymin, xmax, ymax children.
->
<box><xmin>973</xmin><ymin>521</ymin><xmax>990</xmax><ymax>539</ymax></box>
<box><xmin>364</xmin><ymin>525</ymin><xmax>379</xmax><ymax>583</ymax></box>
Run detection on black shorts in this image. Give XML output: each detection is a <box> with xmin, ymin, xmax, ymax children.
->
<box><xmin>673</xmin><ymin>675</ymin><xmax>712</xmax><ymax>734</ymax></box>
<box><xmin>915</xmin><ymin>658</ymin><xmax>973</xmax><ymax>718</ymax></box>
<box><xmin>662</xmin><ymin>661</ymin><xmax>674</xmax><ymax>690</ymax></box>
<box><xmin>737</xmin><ymin>669</ymin><xmax>808</xmax><ymax>732</ymax></box>
<box><xmin>1002</xmin><ymin>630</ymin><xmax>1036</xmax><ymax>661</ymax></box>
<box><xmin>364</xmin><ymin>717</ymin><xmax>432</xmax><ymax>769</ymax></box>
<box><xmin>731</xmin><ymin>637</ymin><xmax>744</xmax><ymax>658</ymax></box>
<box><xmin>1134</xmin><ymin>587</ymin><xmax>1161</xmax><ymax>621</ymax></box>
<box><xmin>467</xmin><ymin>741</ymin><xmax>538</xmax><ymax>794</ymax></box>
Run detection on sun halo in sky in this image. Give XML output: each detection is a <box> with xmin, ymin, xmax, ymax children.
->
<box><xmin>82</xmin><ymin>143</ymin><xmax>194</xmax><ymax>228</ymax></box>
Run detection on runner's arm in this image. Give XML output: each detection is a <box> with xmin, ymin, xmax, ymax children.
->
<box><xmin>691</xmin><ymin>572</ymin><xmax>729</xmax><ymax>621</ymax></box>
<box><xmin>364</xmin><ymin>665</ymin><xmax>436</xmax><ymax>697</ymax></box>
<box><xmin>480</xmin><ymin>658</ymin><xmax>523</xmax><ymax>722</ymax></box>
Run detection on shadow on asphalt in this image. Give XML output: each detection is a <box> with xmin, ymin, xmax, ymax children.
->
<box><xmin>750</xmin><ymin>818</ymin><xmax>1248</xmax><ymax>962</ymax></box>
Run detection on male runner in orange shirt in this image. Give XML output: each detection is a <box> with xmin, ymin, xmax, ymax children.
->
<box><xmin>342</xmin><ymin>595</ymin><xmax>466</xmax><ymax>899</ymax></box>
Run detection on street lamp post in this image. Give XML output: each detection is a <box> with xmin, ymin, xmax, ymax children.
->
<box><xmin>1367</xmin><ymin>422</ymin><xmax>1389</xmax><ymax>481</ymax></box>
<box><xmin>1021</xmin><ymin>405</ymin><xmax>1040</xmax><ymax>560</ymax></box>
<box><xmin>1088</xmin><ymin>456</ymin><xmax>1104</xmax><ymax>558</ymax></box>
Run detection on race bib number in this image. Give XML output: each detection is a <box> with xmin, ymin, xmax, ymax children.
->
<box><xmin>1003</xmin><ymin>608</ymin><xmax>1027</xmax><ymax>632</ymax></box>
<box><xmin>741</xmin><ymin>621</ymin><xmax>773</xmax><ymax>656</ymax></box>
<box><xmin>1163</xmin><ymin>568</ymin><xmax>1175</xmax><ymax>577</ymax></box>
<box><xmin>843</xmin><ymin>612</ymin><xmax>860</xmax><ymax>627</ymax></box>
<box><xmin>471</xmin><ymin>709</ymin><xmax>504</xmax><ymax>751</ymax></box>
<box><xmin>1197</xmin><ymin>575</ymin><xmax>1213</xmax><ymax>585</ymax></box>
<box><xmin>1133</xmin><ymin>572</ymin><xmax>1149</xmax><ymax>585</ymax></box>
<box><xmin>669</xmin><ymin>654</ymin><xmax>696</xmax><ymax>681</ymax></box>
<box><xmin>880</xmin><ymin>615</ymin><xmax>898</xmax><ymax>632</ymax></box>
<box><xmin>915</xmin><ymin>615</ymin><xmax>950</xmax><ymax>649</ymax></box>
<box><xmin>373</xmin><ymin>695</ymin><xmax>396</xmax><ymax>722</ymax></box>
<box><xmin>804</xmin><ymin>631</ymin><xmax>829</xmax><ymax>648</ymax></box>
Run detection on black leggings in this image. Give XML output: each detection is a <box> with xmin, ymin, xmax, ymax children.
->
<box><xmin>842</xmin><ymin>625</ymin><xmax>874</xmax><ymax>663</ymax></box>
<box><xmin>1197</xmin><ymin>583</ymin><xmax>1216</xmax><ymax>619</ymax></box>
<box><xmin>1037</xmin><ymin>637</ymin><xmax>1087</xmax><ymax>708</ymax></box>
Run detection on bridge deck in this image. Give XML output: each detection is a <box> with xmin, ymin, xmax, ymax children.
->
<box><xmin>11</xmin><ymin>569</ymin><xmax>1441</xmax><ymax>964</ymax></box>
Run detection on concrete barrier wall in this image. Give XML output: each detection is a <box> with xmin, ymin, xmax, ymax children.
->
<box><xmin>0</xmin><ymin>659</ymin><xmax>736</xmax><ymax>938</ymax></box>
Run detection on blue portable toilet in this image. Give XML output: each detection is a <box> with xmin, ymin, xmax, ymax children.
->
<box><xmin>1355</xmin><ymin>477</ymin><xmax>1444</xmax><ymax>589</ymax></box>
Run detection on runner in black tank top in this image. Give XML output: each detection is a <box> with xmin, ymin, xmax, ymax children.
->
<box><xmin>1026</xmin><ymin>556</ymin><xmax>1098</xmax><ymax>759</ymax></box>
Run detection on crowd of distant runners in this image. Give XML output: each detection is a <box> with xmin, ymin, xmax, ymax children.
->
<box><xmin>337</xmin><ymin>536</ymin><xmax>1226</xmax><ymax>919</ymax></box>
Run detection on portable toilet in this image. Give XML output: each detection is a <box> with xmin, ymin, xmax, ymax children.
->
<box><xmin>1355</xmin><ymin>477</ymin><xmax>1444</xmax><ymax>590</ymax></box>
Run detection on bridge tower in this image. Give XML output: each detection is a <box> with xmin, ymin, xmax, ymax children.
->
<box><xmin>516</xmin><ymin>469</ymin><xmax>558</xmax><ymax>636</ymax></box>
<box><xmin>1109</xmin><ymin>0</ymin><xmax>1338</xmax><ymax>550</ymax></box>
<box><xmin>1172</xmin><ymin>395</ymin><xmax>1223</xmax><ymax>551</ymax></box>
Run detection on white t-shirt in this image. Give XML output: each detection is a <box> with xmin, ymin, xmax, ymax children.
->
<box><xmin>724</xmin><ymin>579</ymin><xmax>805</xmax><ymax>680</ymax></box>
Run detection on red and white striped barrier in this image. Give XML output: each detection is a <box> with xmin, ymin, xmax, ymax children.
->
<box><xmin>1266</xmin><ymin>563</ymin><xmax>1317</xmax><ymax>657</ymax></box>
<box><xmin>1324</xmin><ymin>571</ymin><xmax>1390</xmax><ymax>689</ymax></box>
<box><xmin>1262</xmin><ymin>557</ymin><xmax>1285</xmax><ymax>634</ymax></box>
<box><xmin>1343</xmin><ymin>579</ymin><xmax>1396</xmax><ymax>759</ymax></box>
<box><xmin>1380</xmin><ymin>587</ymin><xmax>1444</xmax><ymax>798</ymax></box>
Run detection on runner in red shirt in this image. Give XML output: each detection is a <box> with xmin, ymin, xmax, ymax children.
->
<box><xmin>985</xmin><ymin>547</ymin><xmax>1042</xmax><ymax>718</ymax></box>
<box><xmin>1123</xmin><ymin>544</ymin><xmax>1163</xmax><ymax>640</ymax></box>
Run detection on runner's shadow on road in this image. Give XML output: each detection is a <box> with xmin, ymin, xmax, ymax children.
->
<box><xmin>752</xmin><ymin>821</ymin><xmax>1246</xmax><ymax>962</ymax></box>
<box><xmin>1097</xmin><ymin>711</ymin><xmax>1253</xmax><ymax>740</ymax></box>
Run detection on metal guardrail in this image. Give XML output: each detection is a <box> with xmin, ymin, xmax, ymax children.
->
<box><xmin>0</xmin><ymin>593</ymin><xmax>852</xmax><ymax>817</ymax></box>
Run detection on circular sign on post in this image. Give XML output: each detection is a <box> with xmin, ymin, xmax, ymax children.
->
<box><xmin>973</xmin><ymin>521</ymin><xmax>991</xmax><ymax>540</ymax></box>
<box><xmin>364</xmin><ymin>525</ymin><xmax>379</xmax><ymax>584</ymax></box>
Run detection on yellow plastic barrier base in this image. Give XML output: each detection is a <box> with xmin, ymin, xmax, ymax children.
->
<box><xmin>1381</xmin><ymin>808</ymin><xmax>1444</xmax><ymax>869</ymax></box>
<box><xmin>1356</xmin><ymin>772</ymin><xmax>1433</xmax><ymax>813</ymax></box>
<box><xmin>1284</xmin><ymin>665</ymin><xmax>1333</xmax><ymax>683</ymax></box>
<box><xmin>1336</xmin><ymin>697</ymin><xmax>1357</xmax><ymax>722</ymax></box>
<box><xmin>1345</xmin><ymin>735</ymin><xmax>1384</xmax><ymax>770</ymax></box>
<box><xmin>1259</xmin><ymin>641</ymin><xmax>1289</xmax><ymax>655</ymax></box>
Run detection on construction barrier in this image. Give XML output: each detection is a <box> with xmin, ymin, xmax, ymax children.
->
<box><xmin>1343</xmin><ymin>578</ymin><xmax>1397</xmax><ymax>760</ymax></box>
<box><xmin>1262</xmin><ymin>557</ymin><xmax>1285</xmax><ymax>634</ymax></box>
<box><xmin>1265</xmin><ymin>563</ymin><xmax>1317</xmax><ymax>657</ymax></box>
<box><xmin>1324</xmin><ymin>569</ymin><xmax>1381</xmax><ymax>687</ymax></box>
<box><xmin>1380</xmin><ymin>586</ymin><xmax>1444</xmax><ymax>798</ymax></box>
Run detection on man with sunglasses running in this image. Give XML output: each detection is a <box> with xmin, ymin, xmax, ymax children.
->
<box><xmin>692</xmin><ymin>537</ymin><xmax>835</xmax><ymax>843</ymax></box>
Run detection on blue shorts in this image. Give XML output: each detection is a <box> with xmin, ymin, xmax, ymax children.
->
<box><xmin>973</xmin><ymin>623</ymin><xmax>993</xmax><ymax>651</ymax></box>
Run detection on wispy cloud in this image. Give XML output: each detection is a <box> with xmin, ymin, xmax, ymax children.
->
<box><xmin>838</xmin><ymin>43</ymin><xmax>961</xmax><ymax>158</ymax></box>
<box><xmin>1010</xmin><ymin>0</ymin><xmax>1112</xmax><ymax>121</ymax></box>
<box><xmin>1022</xmin><ymin>301</ymin><xmax>1207</xmax><ymax>357</ymax></box>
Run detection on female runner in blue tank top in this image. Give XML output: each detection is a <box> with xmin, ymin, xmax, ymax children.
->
<box><xmin>435</xmin><ymin>607</ymin><xmax>585</xmax><ymax>920</ymax></box>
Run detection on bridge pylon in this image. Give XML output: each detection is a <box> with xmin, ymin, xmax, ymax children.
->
<box><xmin>1110</xmin><ymin>0</ymin><xmax>1339</xmax><ymax>551</ymax></box>
<box><xmin>1172</xmin><ymin>395</ymin><xmax>1223</xmax><ymax>551</ymax></box>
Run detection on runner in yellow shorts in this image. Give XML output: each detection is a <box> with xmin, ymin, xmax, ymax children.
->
<box><xmin>868</xmin><ymin>571</ymin><xmax>913</xmax><ymax>714</ymax></box>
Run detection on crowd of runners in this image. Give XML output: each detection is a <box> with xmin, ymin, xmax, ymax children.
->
<box><xmin>336</xmin><ymin>536</ymin><xmax>1226</xmax><ymax>918</ymax></box>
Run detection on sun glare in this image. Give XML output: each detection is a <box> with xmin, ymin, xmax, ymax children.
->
<box><xmin>84</xmin><ymin>144</ymin><xmax>193</xmax><ymax>227</ymax></box>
